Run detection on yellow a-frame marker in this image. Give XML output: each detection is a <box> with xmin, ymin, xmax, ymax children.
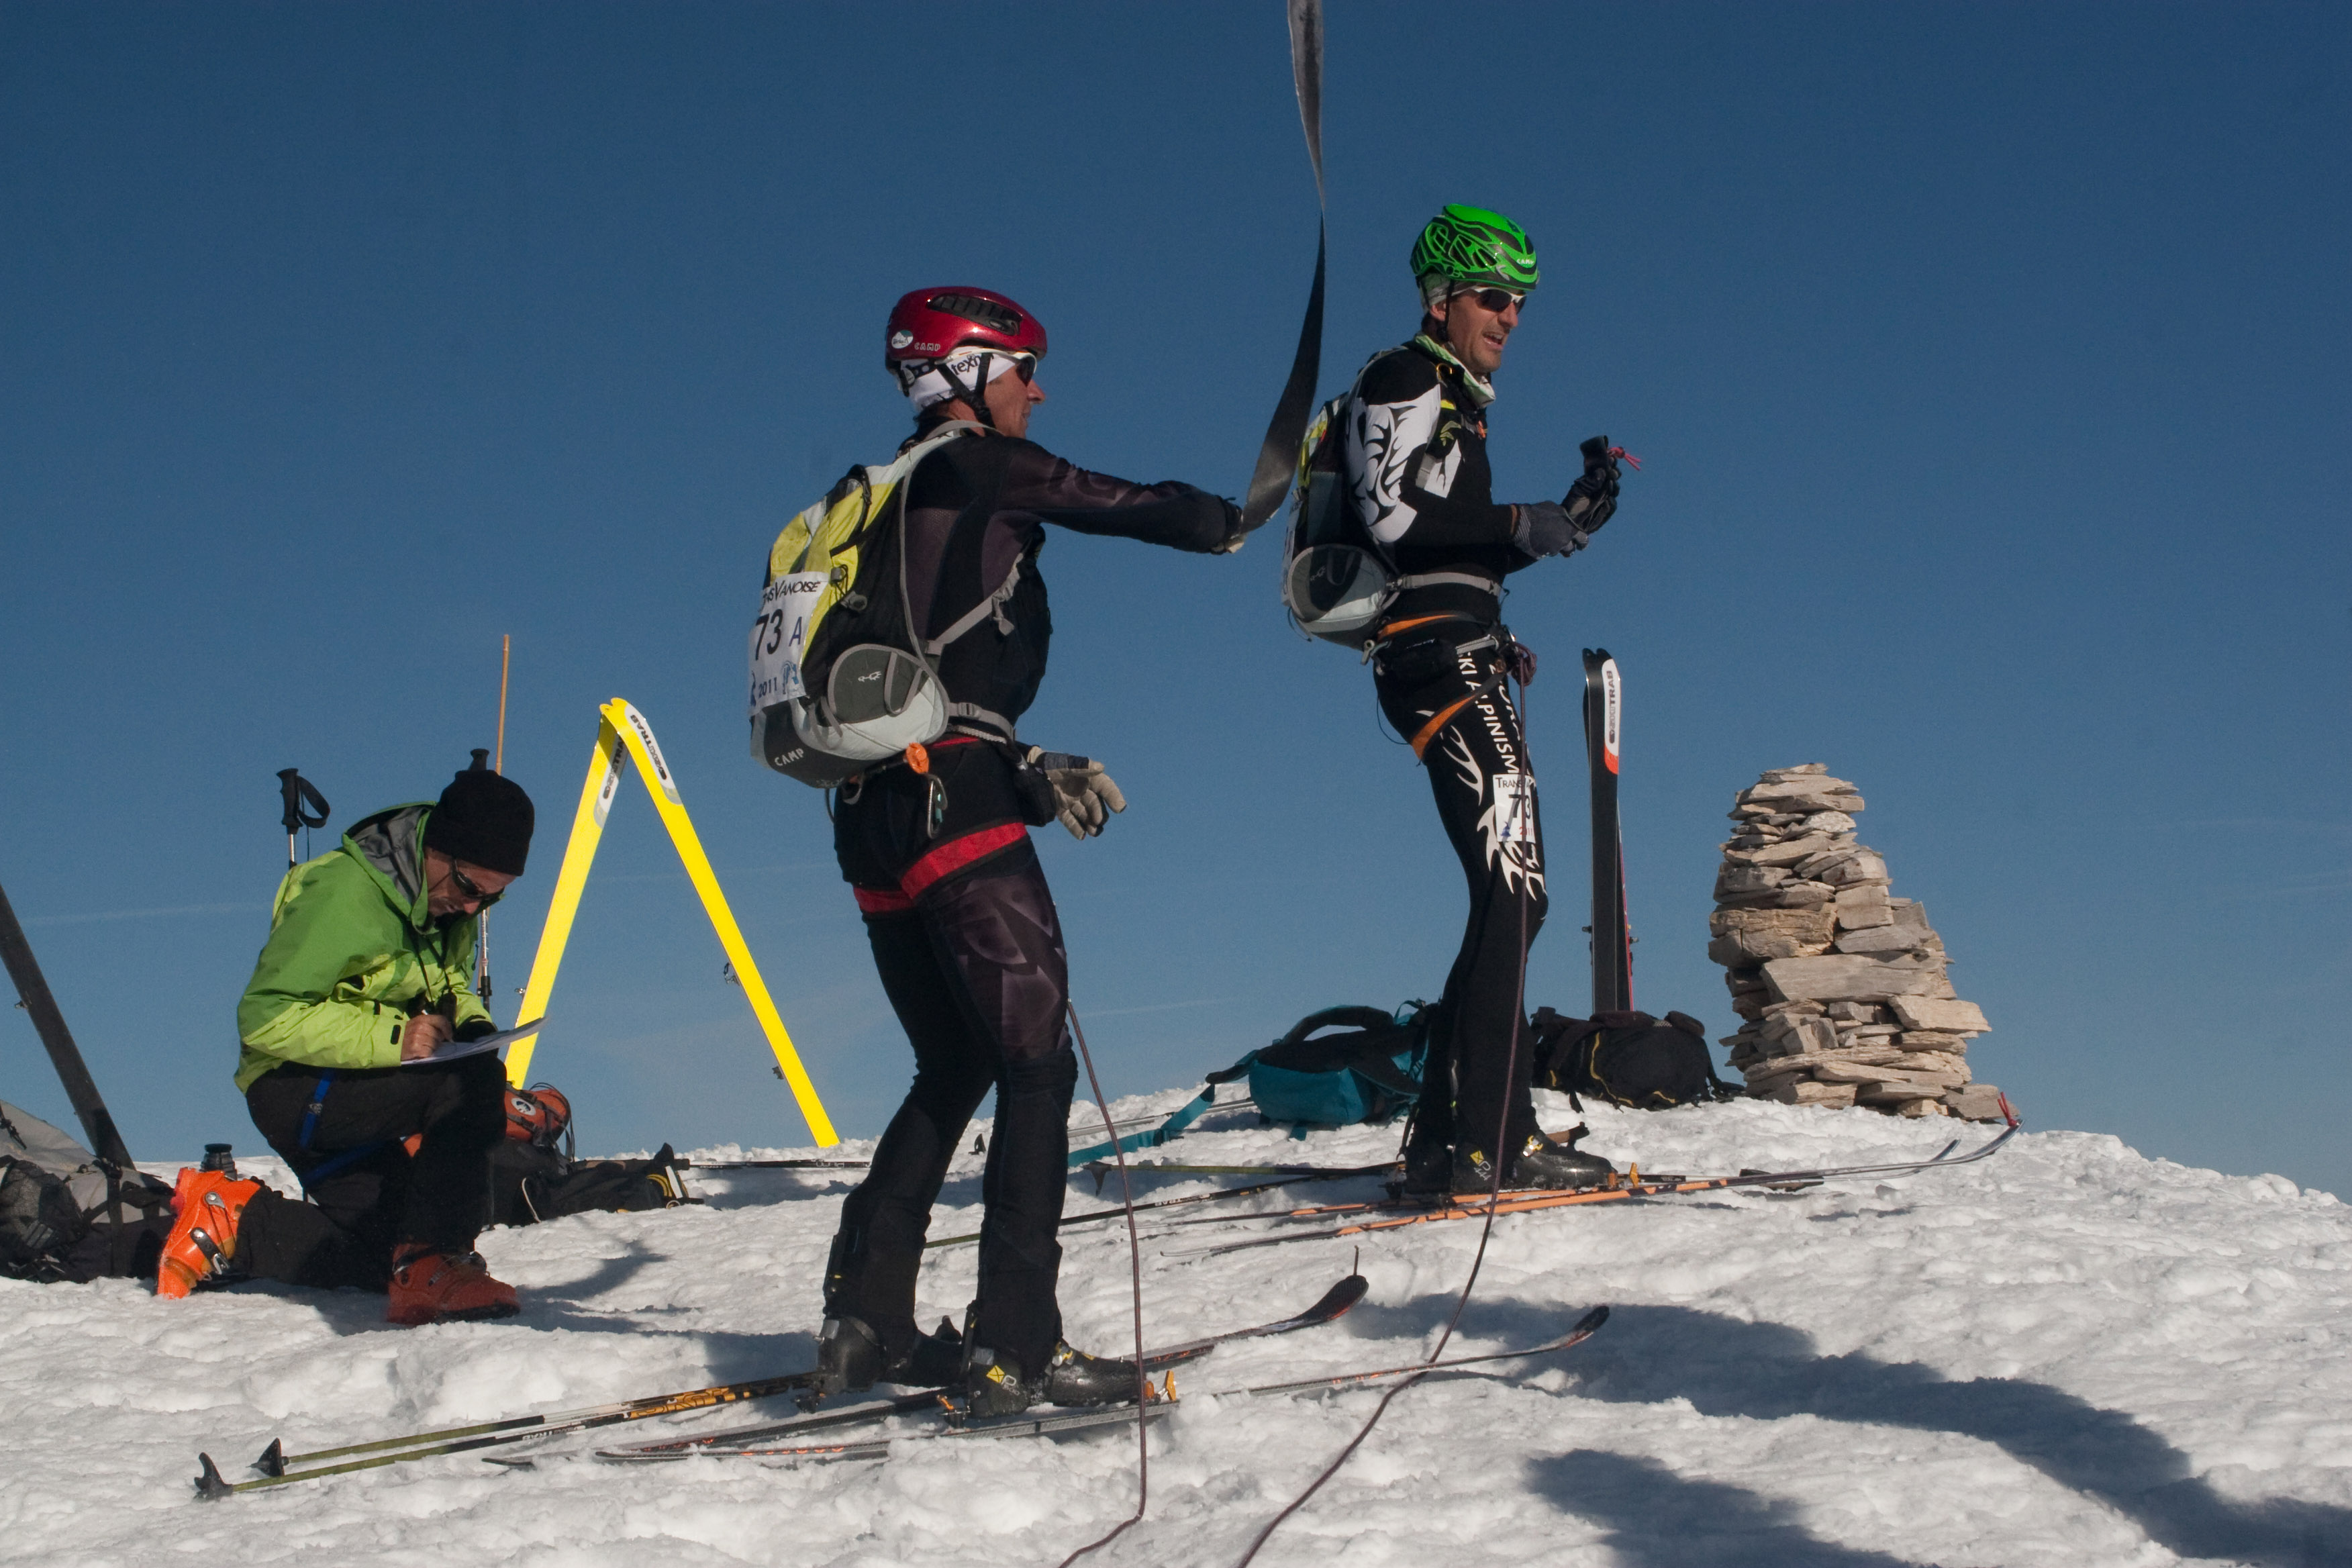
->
<box><xmin>503</xmin><ymin>698</ymin><xmax>838</xmax><ymax>1146</ymax></box>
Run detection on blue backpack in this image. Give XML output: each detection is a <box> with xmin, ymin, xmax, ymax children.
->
<box><xmin>1212</xmin><ymin>1003</ymin><xmax>1430</xmax><ymax>1127</ymax></box>
<box><xmin>1069</xmin><ymin>1003</ymin><xmax>1430</xmax><ymax>1167</ymax></box>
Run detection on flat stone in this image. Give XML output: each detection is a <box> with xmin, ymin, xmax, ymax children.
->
<box><xmin>1896</xmin><ymin>1031</ymin><xmax>1967</xmax><ymax>1052</ymax></box>
<box><xmin>1834</xmin><ymin>923</ymin><xmax>1928</xmax><ymax>956</ymax></box>
<box><xmin>1716</xmin><ymin>865</ymin><xmax>1790</xmax><ymax>897</ymax></box>
<box><xmin>1766</xmin><ymin>1080</ymin><xmax>1857</xmax><ymax>1108</ymax></box>
<box><xmin>1894</xmin><ymin>1097</ymin><xmax>1951</xmax><ymax>1119</ymax></box>
<box><xmin>1833</xmin><ymin>885</ymin><xmax>1895</xmax><ymax>929</ymax></box>
<box><xmin>1726</xmin><ymin>833</ymin><xmax>1836</xmax><ymax>868</ymax></box>
<box><xmin>1797</xmin><ymin>811</ymin><xmax>1857</xmax><ymax>834</ymax></box>
<box><xmin>1826</xmin><ymin>1001</ymin><xmax>1885</xmax><ymax>1023</ymax></box>
<box><xmin>1762</xmin><ymin>1012</ymin><xmax>1839</xmax><ymax>1057</ymax></box>
<box><xmin>1713</xmin><ymin>906</ymin><xmax>1838</xmax><ymax>940</ymax></box>
<box><xmin>1762</xmin><ymin>954</ymin><xmax>1946</xmax><ymax>1003</ymax></box>
<box><xmin>1794</xmin><ymin>846</ymin><xmax>1861</xmax><ymax>880</ymax></box>
<box><xmin>1776</xmin><ymin>881</ymin><xmax>1838</xmax><ymax>908</ymax></box>
<box><xmin>1822</xmin><ymin>852</ymin><xmax>1889</xmax><ymax>887</ymax></box>
<box><xmin>1945</xmin><ymin>1085</ymin><xmax>2006</xmax><ymax>1122</ymax></box>
<box><xmin>1757</xmin><ymin>764</ymin><xmax>1828</xmax><ymax>780</ymax></box>
<box><xmin>1742</xmin><ymin>773</ymin><xmax>1857</xmax><ymax>800</ymax></box>
<box><xmin>1811</xmin><ymin>1059</ymin><xmax>1965</xmax><ymax>1089</ymax></box>
<box><xmin>1889</xmin><ymin>900</ymin><xmax>1930</xmax><ymax>934</ymax></box>
<box><xmin>1888</xmin><ymin>996</ymin><xmax>1990</xmax><ymax>1034</ymax></box>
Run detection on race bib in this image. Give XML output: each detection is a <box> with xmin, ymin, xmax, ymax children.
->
<box><xmin>748</xmin><ymin>572</ymin><xmax>826</xmax><ymax>717</ymax></box>
<box><xmin>1491</xmin><ymin>772</ymin><xmax>1538</xmax><ymax>848</ymax></box>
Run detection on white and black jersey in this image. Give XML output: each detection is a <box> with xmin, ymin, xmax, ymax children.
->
<box><xmin>1340</xmin><ymin>338</ymin><xmax>1534</xmax><ymax>622</ymax></box>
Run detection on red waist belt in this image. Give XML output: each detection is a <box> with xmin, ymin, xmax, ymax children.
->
<box><xmin>852</xmin><ymin>821</ymin><xmax>1028</xmax><ymax>914</ymax></box>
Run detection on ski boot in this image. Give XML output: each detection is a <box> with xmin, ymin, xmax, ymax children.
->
<box><xmin>155</xmin><ymin>1169</ymin><xmax>264</xmax><ymax>1299</ymax></box>
<box><xmin>1453</xmin><ymin>1126</ymin><xmax>1616</xmax><ymax>1195</ymax></box>
<box><xmin>1395</xmin><ymin>1133</ymin><xmax>1454</xmax><ymax>1201</ymax></box>
<box><xmin>812</xmin><ymin>1314</ymin><xmax>965</xmax><ymax>1400</ymax></box>
<box><xmin>386</xmin><ymin>1246</ymin><xmax>520</xmax><ymax>1325</ymax></box>
<box><xmin>965</xmin><ymin>1340</ymin><xmax>1142</xmax><ymax>1418</ymax></box>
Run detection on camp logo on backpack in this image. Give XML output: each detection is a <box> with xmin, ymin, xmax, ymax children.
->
<box><xmin>748</xmin><ymin>422</ymin><xmax>981</xmax><ymax>787</ymax></box>
<box><xmin>1280</xmin><ymin>392</ymin><xmax>1401</xmax><ymax>644</ymax></box>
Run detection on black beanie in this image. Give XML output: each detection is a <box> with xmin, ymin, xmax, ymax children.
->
<box><xmin>424</xmin><ymin>755</ymin><xmax>535</xmax><ymax>876</ymax></box>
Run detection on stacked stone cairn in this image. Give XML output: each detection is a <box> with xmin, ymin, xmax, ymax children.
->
<box><xmin>1710</xmin><ymin>765</ymin><xmax>2004</xmax><ymax>1120</ymax></box>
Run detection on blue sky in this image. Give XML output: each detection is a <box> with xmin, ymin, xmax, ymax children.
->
<box><xmin>3</xmin><ymin>3</ymin><xmax>2346</xmax><ymax>1193</ymax></box>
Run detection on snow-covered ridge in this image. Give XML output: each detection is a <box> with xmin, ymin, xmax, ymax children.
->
<box><xmin>5</xmin><ymin>1091</ymin><xmax>2348</xmax><ymax>1567</ymax></box>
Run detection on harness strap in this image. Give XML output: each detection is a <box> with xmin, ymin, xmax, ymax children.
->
<box><xmin>924</xmin><ymin>563</ymin><xmax>1024</xmax><ymax>655</ymax></box>
<box><xmin>946</xmin><ymin>703</ymin><xmax>1018</xmax><ymax>742</ymax></box>
<box><xmin>299</xmin><ymin>1139</ymin><xmax>387</xmax><ymax>1190</ymax></box>
<box><xmin>298</xmin><ymin>1071</ymin><xmax>336</xmax><ymax>1153</ymax></box>
<box><xmin>851</xmin><ymin>820</ymin><xmax>1030</xmax><ymax>915</ymax></box>
<box><xmin>1407</xmin><ymin>672</ymin><xmax>1509</xmax><ymax>760</ymax></box>
<box><xmin>1391</xmin><ymin>571</ymin><xmax>1500</xmax><ymax>594</ymax></box>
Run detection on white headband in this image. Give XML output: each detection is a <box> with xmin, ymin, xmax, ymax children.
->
<box><xmin>895</xmin><ymin>346</ymin><xmax>1032</xmax><ymax>413</ymax></box>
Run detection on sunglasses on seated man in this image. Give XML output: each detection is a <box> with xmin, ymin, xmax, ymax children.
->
<box><xmin>447</xmin><ymin>862</ymin><xmax>504</xmax><ymax>909</ymax></box>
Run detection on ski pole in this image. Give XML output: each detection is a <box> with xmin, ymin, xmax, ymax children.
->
<box><xmin>0</xmin><ymin>879</ymin><xmax>136</xmax><ymax>1169</ymax></box>
<box><xmin>202</xmin><ymin>1364</ymin><xmax>832</xmax><ymax>1497</ymax></box>
<box><xmin>275</xmin><ymin>769</ymin><xmax>330</xmax><ymax>871</ymax></box>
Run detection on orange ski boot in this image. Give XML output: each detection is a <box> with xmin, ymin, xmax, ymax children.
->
<box><xmin>386</xmin><ymin>1246</ymin><xmax>520</xmax><ymax>1325</ymax></box>
<box><xmin>156</xmin><ymin>1169</ymin><xmax>264</xmax><ymax>1299</ymax></box>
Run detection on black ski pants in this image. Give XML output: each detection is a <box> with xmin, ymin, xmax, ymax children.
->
<box><xmin>239</xmin><ymin>1052</ymin><xmax>507</xmax><ymax>1291</ymax></box>
<box><xmin>829</xmin><ymin>742</ymin><xmax>1074</xmax><ymax>1379</ymax></box>
<box><xmin>1375</xmin><ymin>626</ymin><xmax>1548</xmax><ymax>1163</ymax></box>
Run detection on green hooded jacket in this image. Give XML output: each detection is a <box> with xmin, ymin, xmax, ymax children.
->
<box><xmin>234</xmin><ymin>803</ymin><xmax>494</xmax><ymax>1093</ymax></box>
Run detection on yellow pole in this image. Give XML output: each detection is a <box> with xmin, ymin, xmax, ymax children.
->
<box><xmin>503</xmin><ymin>716</ymin><xmax>628</xmax><ymax>1085</ymax></box>
<box><xmin>601</xmin><ymin>699</ymin><xmax>837</xmax><ymax>1146</ymax></box>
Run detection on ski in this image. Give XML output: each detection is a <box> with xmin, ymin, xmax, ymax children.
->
<box><xmin>678</xmin><ymin>1157</ymin><xmax>870</xmax><ymax>1171</ymax></box>
<box><xmin>620</xmin><ymin>1388</ymin><xmax>1179</xmax><ymax>1466</ymax></box>
<box><xmin>607</xmin><ymin>1304</ymin><xmax>1606</xmax><ymax>1467</ymax></box>
<box><xmin>1159</xmin><ymin>1116</ymin><xmax>2021</xmax><ymax>1259</ymax></box>
<box><xmin>1582</xmin><ymin>649</ymin><xmax>1632</xmax><ymax>1014</ymax></box>
<box><xmin>1083</xmin><ymin>1159</ymin><xmax>1398</xmax><ymax>1186</ymax></box>
<box><xmin>928</xmin><ymin>1165</ymin><xmax>1397</xmax><ymax>1251</ymax></box>
<box><xmin>1238</xmin><ymin>1302</ymin><xmax>1608</xmax><ymax>1398</ymax></box>
<box><xmin>593</xmin><ymin>1271</ymin><xmax>1370</xmax><ymax>1462</ymax></box>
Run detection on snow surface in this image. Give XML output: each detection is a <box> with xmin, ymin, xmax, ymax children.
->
<box><xmin>6</xmin><ymin>1091</ymin><xmax>2351</xmax><ymax>1568</ymax></box>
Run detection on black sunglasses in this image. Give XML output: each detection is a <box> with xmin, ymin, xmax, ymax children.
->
<box><xmin>448</xmin><ymin>863</ymin><xmax>504</xmax><ymax>909</ymax></box>
<box><xmin>1458</xmin><ymin>287</ymin><xmax>1525</xmax><ymax>314</ymax></box>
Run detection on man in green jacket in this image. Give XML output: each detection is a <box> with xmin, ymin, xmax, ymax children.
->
<box><xmin>157</xmin><ymin>758</ymin><xmax>536</xmax><ymax>1325</ymax></box>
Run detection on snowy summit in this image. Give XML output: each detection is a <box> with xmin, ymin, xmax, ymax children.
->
<box><xmin>5</xmin><ymin>1087</ymin><xmax>2349</xmax><ymax>1567</ymax></box>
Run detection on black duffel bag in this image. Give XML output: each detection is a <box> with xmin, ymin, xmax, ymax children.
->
<box><xmin>1529</xmin><ymin>1007</ymin><xmax>1741</xmax><ymax>1110</ymax></box>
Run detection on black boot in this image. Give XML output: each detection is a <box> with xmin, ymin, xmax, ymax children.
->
<box><xmin>1453</xmin><ymin>1126</ymin><xmax>1615</xmax><ymax>1194</ymax></box>
<box><xmin>893</xmin><ymin>1316</ymin><xmax>965</xmax><ymax>1386</ymax></box>
<box><xmin>812</xmin><ymin>1314</ymin><xmax>884</xmax><ymax>1399</ymax></box>
<box><xmin>1040</xmin><ymin>1341</ymin><xmax>1142</xmax><ymax>1406</ymax></box>
<box><xmin>964</xmin><ymin>1344</ymin><xmax>1041</xmax><ymax>1418</ymax></box>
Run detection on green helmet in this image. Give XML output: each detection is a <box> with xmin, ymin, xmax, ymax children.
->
<box><xmin>1410</xmin><ymin>204</ymin><xmax>1539</xmax><ymax>299</ymax></box>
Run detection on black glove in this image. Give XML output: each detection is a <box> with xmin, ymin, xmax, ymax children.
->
<box><xmin>1564</xmin><ymin>435</ymin><xmax>1621</xmax><ymax>532</ymax></box>
<box><xmin>1512</xmin><ymin>501</ymin><xmax>1589</xmax><ymax>559</ymax></box>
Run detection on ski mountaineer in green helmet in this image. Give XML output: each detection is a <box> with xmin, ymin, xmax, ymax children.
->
<box><xmin>1342</xmin><ymin>204</ymin><xmax>1629</xmax><ymax>1197</ymax></box>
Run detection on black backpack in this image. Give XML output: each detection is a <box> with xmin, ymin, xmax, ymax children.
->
<box><xmin>1530</xmin><ymin>1008</ymin><xmax>1741</xmax><ymax>1110</ymax></box>
<box><xmin>485</xmin><ymin>1141</ymin><xmax>695</xmax><ymax>1228</ymax></box>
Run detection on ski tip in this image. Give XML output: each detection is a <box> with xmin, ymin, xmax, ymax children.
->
<box><xmin>1318</xmin><ymin>1274</ymin><xmax>1371</xmax><ymax>1320</ymax></box>
<box><xmin>1998</xmin><ymin>1091</ymin><xmax>2020</xmax><ymax>1129</ymax></box>
<box><xmin>481</xmin><ymin>1455</ymin><xmax>537</xmax><ymax>1470</ymax></box>
<box><xmin>251</xmin><ymin>1438</ymin><xmax>284</xmax><ymax>1478</ymax></box>
<box><xmin>1571</xmin><ymin>1304</ymin><xmax>1610</xmax><ymax>1337</ymax></box>
<box><xmin>193</xmin><ymin>1453</ymin><xmax>234</xmax><ymax>1502</ymax></box>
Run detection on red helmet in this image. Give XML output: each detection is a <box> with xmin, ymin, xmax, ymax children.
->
<box><xmin>885</xmin><ymin>286</ymin><xmax>1047</xmax><ymax>368</ymax></box>
<box><xmin>503</xmin><ymin>1083</ymin><xmax>572</xmax><ymax>1149</ymax></box>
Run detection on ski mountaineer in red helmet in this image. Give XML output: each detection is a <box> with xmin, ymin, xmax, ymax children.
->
<box><xmin>1341</xmin><ymin>207</ymin><xmax>1630</xmax><ymax>1198</ymax></box>
<box><xmin>809</xmin><ymin>287</ymin><xmax>1244</xmax><ymax>1418</ymax></box>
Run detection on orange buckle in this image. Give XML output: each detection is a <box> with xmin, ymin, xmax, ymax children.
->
<box><xmin>904</xmin><ymin>742</ymin><xmax>930</xmax><ymax>775</ymax></box>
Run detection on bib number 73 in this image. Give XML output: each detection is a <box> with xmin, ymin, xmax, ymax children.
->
<box><xmin>748</xmin><ymin>573</ymin><xmax>826</xmax><ymax>717</ymax></box>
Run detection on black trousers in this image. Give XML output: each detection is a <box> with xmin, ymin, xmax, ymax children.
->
<box><xmin>830</xmin><ymin>742</ymin><xmax>1075</xmax><ymax>1378</ymax></box>
<box><xmin>240</xmin><ymin>1052</ymin><xmax>507</xmax><ymax>1291</ymax></box>
<box><xmin>1376</xmin><ymin>629</ymin><xmax>1549</xmax><ymax>1162</ymax></box>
